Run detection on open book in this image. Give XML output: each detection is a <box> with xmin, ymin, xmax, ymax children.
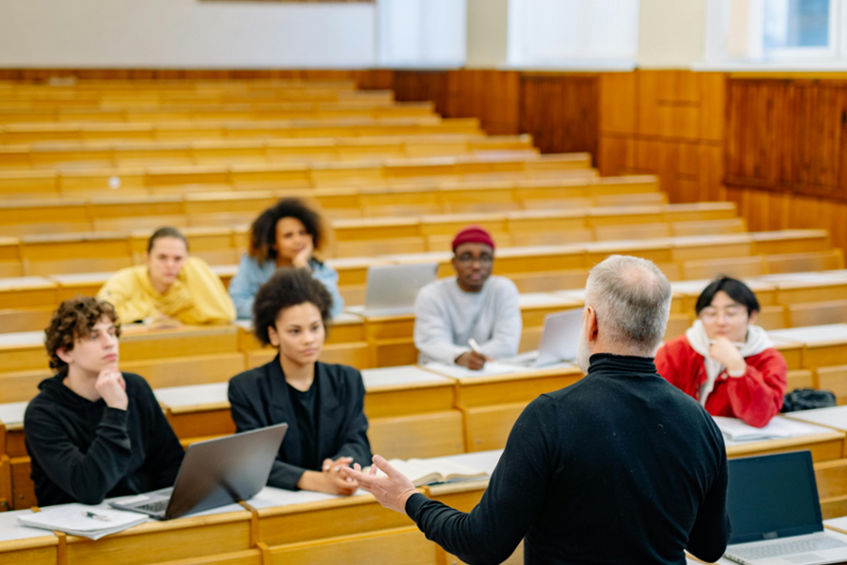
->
<box><xmin>17</xmin><ymin>504</ymin><xmax>148</xmax><ymax>540</ymax></box>
<box><xmin>378</xmin><ymin>457</ymin><xmax>489</xmax><ymax>486</ymax></box>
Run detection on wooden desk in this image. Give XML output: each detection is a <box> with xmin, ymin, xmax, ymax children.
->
<box><xmin>784</xmin><ymin>405</ymin><xmax>847</xmax><ymax>517</ymax></box>
<box><xmin>768</xmin><ymin>324</ymin><xmax>847</xmax><ymax>370</ymax></box>
<box><xmin>0</xmin><ymin>509</ymin><xmax>59</xmax><ymax>565</ymax></box>
<box><xmin>155</xmin><ymin>382</ymin><xmax>234</xmax><ymax>441</ymax></box>
<box><xmin>0</xmin><ymin>402</ymin><xmax>31</xmax><ymax>510</ymax></box>
<box><xmin>247</xmin><ymin>488</ymin><xmax>436</xmax><ymax>562</ymax></box>
<box><xmin>156</xmin><ymin>364</ymin><xmax>464</xmax><ymax>459</ymax></box>
<box><xmin>752</xmin><ymin>270</ymin><xmax>847</xmax><ymax>304</ymax></box>
<box><xmin>722</xmin><ymin>416</ymin><xmax>845</xmax><ymax>462</ymax></box>
<box><xmin>60</xmin><ymin>500</ymin><xmax>253</xmax><ymax>565</ymax></box>
<box><xmin>0</xmin><ymin>277</ymin><xmax>56</xmax><ymax>333</ymax></box>
<box><xmin>363</xmin><ymin>365</ymin><xmax>462</xmax><ymax>458</ymax></box>
<box><xmin>425</xmin><ymin>364</ymin><xmax>583</xmax><ymax>452</ymax></box>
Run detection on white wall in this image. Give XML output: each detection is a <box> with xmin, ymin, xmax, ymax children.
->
<box><xmin>466</xmin><ymin>0</ymin><xmax>508</xmax><ymax>68</ymax></box>
<box><xmin>507</xmin><ymin>0</ymin><xmax>639</xmax><ymax>68</ymax></box>
<box><xmin>637</xmin><ymin>0</ymin><xmax>708</xmax><ymax>68</ymax></box>
<box><xmin>376</xmin><ymin>0</ymin><xmax>466</xmax><ymax>68</ymax></box>
<box><xmin>0</xmin><ymin>0</ymin><xmax>376</xmax><ymax>68</ymax></box>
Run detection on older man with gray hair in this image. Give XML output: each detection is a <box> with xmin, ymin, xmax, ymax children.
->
<box><xmin>344</xmin><ymin>255</ymin><xmax>729</xmax><ymax>565</ymax></box>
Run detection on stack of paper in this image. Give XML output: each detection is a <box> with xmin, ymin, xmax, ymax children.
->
<box><xmin>713</xmin><ymin>416</ymin><xmax>796</xmax><ymax>441</ymax></box>
<box><xmin>17</xmin><ymin>504</ymin><xmax>148</xmax><ymax>540</ymax></box>
<box><xmin>423</xmin><ymin>361</ymin><xmax>519</xmax><ymax>379</ymax></box>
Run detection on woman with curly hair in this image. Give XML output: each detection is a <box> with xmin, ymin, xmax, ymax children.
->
<box><xmin>228</xmin><ymin>268</ymin><xmax>370</xmax><ymax>495</ymax></box>
<box><xmin>228</xmin><ymin>197</ymin><xmax>343</xmax><ymax>319</ymax></box>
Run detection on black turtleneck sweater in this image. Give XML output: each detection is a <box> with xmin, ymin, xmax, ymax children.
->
<box><xmin>24</xmin><ymin>372</ymin><xmax>185</xmax><ymax>507</ymax></box>
<box><xmin>405</xmin><ymin>354</ymin><xmax>730</xmax><ymax>565</ymax></box>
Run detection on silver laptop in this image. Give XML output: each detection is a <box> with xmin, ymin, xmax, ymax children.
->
<box><xmin>724</xmin><ymin>451</ymin><xmax>847</xmax><ymax>565</ymax></box>
<box><xmin>505</xmin><ymin>308</ymin><xmax>582</xmax><ymax>368</ymax></box>
<box><xmin>358</xmin><ymin>262</ymin><xmax>438</xmax><ymax>316</ymax></box>
<box><xmin>110</xmin><ymin>423</ymin><xmax>287</xmax><ymax>520</ymax></box>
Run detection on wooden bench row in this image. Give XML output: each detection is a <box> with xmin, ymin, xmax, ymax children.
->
<box><xmin>2</xmin><ymin>371</ymin><xmax>847</xmax><ymax>522</ymax></box>
<box><xmin>0</xmin><ymin>175</ymin><xmax>663</xmax><ymax>236</ymax></box>
<box><xmin>0</xmin><ymin>117</ymin><xmax>484</xmax><ymax>145</ymax></box>
<box><xmin>3</xmin><ymin>357</ymin><xmax>847</xmax><ymax>514</ymax></box>
<box><xmin>0</xmin><ymin>116</ymin><xmax>484</xmax><ymax>145</ymax></box>
<box><xmin>0</xmin><ymin>77</ymin><xmax>358</xmax><ymax>91</ymax></box>
<box><xmin>1</xmin><ymin>442</ymin><xmax>846</xmax><ymax>565</ymax></box>
<box><xmin>0</xmin><ymin>202</ymin><xmax>778</xmax><ymax>277</ymax></box>
<box><xmin>1</xmin><ymin>263</ymin><xmax>846</xmax><ymax>396</ymax></box>
<box><xmin>0</xmin><ymin>134</ymin><xmax>536</xmax><ymax>171</ymax></box>
<box><xmin>0</xmin><ymin>100</ymin><xmax>437</xmax><ymax>125</ymax></box>
<box><xmin>0</xmin><ymin>362</ymin><xmax>583</xmax><ymax>510</ymax></box>
<box><xmin>0</xmin><ymin>152</ymin><xmax>593</xmax><ymax>199</ymax></box>
<box><xmin>0</xmin><ymin>78</ymin><xmax>361</xmax><ymax>98</ymax></box>
<box><xmin>0</xmin><ymin>88</ymin><xmax>392</xmax><ymax>109</ymax></box>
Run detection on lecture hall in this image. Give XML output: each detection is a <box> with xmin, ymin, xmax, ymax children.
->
<box><xmin>1</xmin><ymin>0</ymin><xmax>847</xmax><ymax>564</ymax></box>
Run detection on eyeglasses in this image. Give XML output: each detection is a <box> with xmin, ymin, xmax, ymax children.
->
<box><xmin>454</xmin><ymin>253</ymin><xmax>494</xmax><ymax>266</ymax></box>
<box><xmin>700</xmin><ymin>307</ymin><xmax>746</xmax><ymax>322</ymax></box>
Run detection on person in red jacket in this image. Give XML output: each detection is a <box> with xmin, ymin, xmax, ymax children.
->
<box><xmin>655</xmin><ymin>276</ymin><xmax>786</xmax><ymax>428</ymax></box>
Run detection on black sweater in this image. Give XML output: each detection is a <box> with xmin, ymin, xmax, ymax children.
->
<box><xmin>228</xmin><ymin>357</ymin><xmax>372</xmax><ymax>490</ymax></box>
<box><xmin>24</xmin><ymin>372</ymin><xmax>185</xmax><ymax>507</ymax></box>
<box><xmin>406</xmin><ymin>354</ymin><xmax>730</xmax><ymax>565</ymax></box>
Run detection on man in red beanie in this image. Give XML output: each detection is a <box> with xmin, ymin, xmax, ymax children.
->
<box><xmin>413</xmin><ymin>225</ymin><xmax>521</xmax><ymax>369</ymax></box>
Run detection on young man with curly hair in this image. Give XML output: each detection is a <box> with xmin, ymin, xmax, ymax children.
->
<box><xmin>24</xmin><ymin>296</ymin><xmax>184</xmax><ymax>506</ymax></box>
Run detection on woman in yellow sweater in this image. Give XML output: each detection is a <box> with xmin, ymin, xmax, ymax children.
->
<box><xmin>97</xmin><ymin>227</ymin><xmax>235</xmax><ymax>326</ymax></box>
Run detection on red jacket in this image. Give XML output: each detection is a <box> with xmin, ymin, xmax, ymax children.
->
<box><xmin>655</xmin><ymin>335</ymin><xmax>787</xmax><ymax>428</ymax></box>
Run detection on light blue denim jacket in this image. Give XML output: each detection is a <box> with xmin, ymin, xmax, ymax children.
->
<box><xmin>228</xmin><ymin>253</ymin><xmax>343</xmax><ymax>320</ymax></box>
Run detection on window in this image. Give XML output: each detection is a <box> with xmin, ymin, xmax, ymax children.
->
<box><xmin>706</xmin><ymin>0</ymin><xmax>847</xmax><ymax>65</ymax></box>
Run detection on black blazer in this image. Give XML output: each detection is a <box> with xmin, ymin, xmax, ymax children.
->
<box><xmin>227</xmin><ymin>357</ymin><xmax>371</xmax><ymax>490</ymax></box>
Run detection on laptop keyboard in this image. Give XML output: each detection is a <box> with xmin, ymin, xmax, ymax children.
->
<box><xmin>135</xmin><ymin>499</ymin><xmax>169</xmax><ymax>514</ymax></box>
<box><xmin>727</xmin><ymin>535</ymin><xmax>847</xmax><ymax>561</ymax></box>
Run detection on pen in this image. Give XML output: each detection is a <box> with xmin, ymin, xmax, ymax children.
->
<box><xmin>84</xmin><ymin>511</ymin><xmax>111</xmax><ymax>522</ymax></box>
<box><xmin>468</xmin><ymin>338</ymin><xmax>482</xmax><ymax>354</ymax></box>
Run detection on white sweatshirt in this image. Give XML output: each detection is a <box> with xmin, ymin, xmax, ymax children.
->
<box><xmin>413</xmin><ymin>276</ymin><xmax>522</xmax><ymax>365</ymax></box>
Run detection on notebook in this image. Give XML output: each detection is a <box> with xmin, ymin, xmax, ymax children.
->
<box><xmin>110</xmin><ymin>423</ymin><xmax>287</xmax><ymax>520</ymax></box>
<box><xmin>503</xmin><ymin>308</ymin><xmax>583</xmax><ymax>368</ymax></box>
<box><xmin>354</xmin><ymin>263</ymin><xmax>438</xmax><ymax>316</ymax></box>
<box><xmin>723</xmin><ymin>450</ymin><xmax>847</xmax><ymax>565</ymax></box>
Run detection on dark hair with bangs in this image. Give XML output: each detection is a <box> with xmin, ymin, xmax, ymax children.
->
<box><xmin>248</xmin><ymin>198</ymin><xmax>324</xmax><ymax>264</ymax></box>
<box><xmin>44</xmin><ymin>296</ymin><xmax>122</xmax><ymax>375</ymax></box>
<box><xmin>694</xmin><ymin>276</ymin><xmax>760</xmax><ymax>316</ymax></box>
<box><xmin>252</xmin><ymin>268</ymin><xmax>333</xmax><ymax>346</ymax></box>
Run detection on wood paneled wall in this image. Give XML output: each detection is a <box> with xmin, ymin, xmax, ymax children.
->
<box><xmin>720</xmin><ymin>76</ymin><xmax>847</xmax><ymax>253</ymax></box>
<box><xmin>598</xmin><ymin>70</ymin><xmax>726</xmax><ymax>203</ymax></box>
<box><xmin>725</xmin><ymin>78</ymin><xmax>847</xmax><ymax>198</ymax></box>
<box><xmin>392</xmin><ymin>70</ymin><xmax>591</xmax><ymax>148</ymax></box>
<box><xmin>519</xmin><ymin>73</ymin><xmax>598</xmax><ymax>156</ymax></box>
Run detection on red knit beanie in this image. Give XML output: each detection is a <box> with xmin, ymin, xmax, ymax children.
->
<box><xmin>451</xmin><ymin>225</ymin><xmax>495</xmax><ymax>251</ymax></box>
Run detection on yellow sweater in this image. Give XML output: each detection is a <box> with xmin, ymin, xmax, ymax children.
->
<box><xmin>97</xmin><ymin>257</ymin><xmax>235</xmax><ymax>325</ymax></box>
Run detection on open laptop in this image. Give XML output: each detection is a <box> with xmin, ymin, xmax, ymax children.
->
<box><xmin>110</xmin><ymin>423</ymin><xmax>287</xmax><ymax>520</ymax></box>
<box><xmin>723</xmin><ymin>451</ymin><xmax>847</xmax><ymax>565</ymax></box>
<box><xmin>504</xmin><ymin>308</ymin><xmax>582</xmax><ymax>368</ymax></box>
<box><xmin>351</xmin><ymin>262</ymin><xmax>438</xmax><ymax>316</ymax></box>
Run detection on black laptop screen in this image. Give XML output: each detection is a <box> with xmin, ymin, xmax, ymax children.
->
<box><xmin>727</xmin><ymin>451</ymin><xmax>823</xmax><ymax>544</ymax></box>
